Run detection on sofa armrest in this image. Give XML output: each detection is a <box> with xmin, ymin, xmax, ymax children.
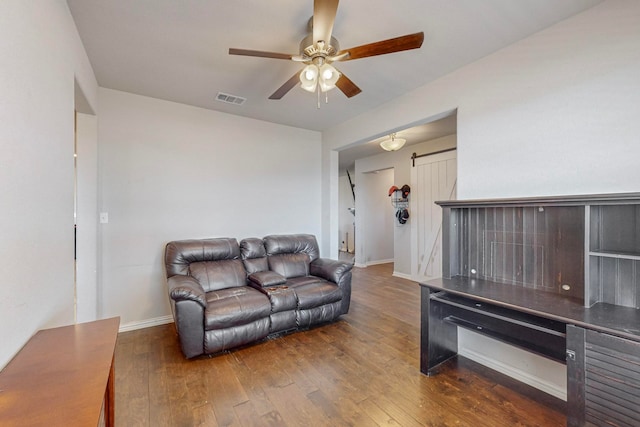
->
<box><xmin>310</xmin><ymin>258</ymin><xmax>353</xmax><ymax>284</ymax></box>
<box><xmin>248</xmin><ymin>271</ymin><xmax>287</xmax><ymax>287</ymax></box>
<box><xmin>168</xmin><ymin>275</ymin><xmax>206</xmax><ymax>308</ymax></box>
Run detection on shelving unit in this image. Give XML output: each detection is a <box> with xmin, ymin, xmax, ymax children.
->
<box><xmin>390</xmin><ymin>186</ymin><xmax>410</xmax><ymax>225</ymax></box>
<box><xmin>587</xmin><ymin>203</ymin><xmax>640</xmax><ymax>309</ymax></box>
<box><xmin>390</xmin><ymin>191</ymin><xmax>409</xmax><ymax>209</ymax></box>
<box><xmin>419</xmin><ymin>192</ymin><xmax>640</xmax><ymax>426</ymax></box>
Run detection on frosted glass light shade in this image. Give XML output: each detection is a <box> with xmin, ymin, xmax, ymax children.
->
<box><xmin>380</xmin><ymin>135</ymin><xmax>406</xmax><ymax>151</ymax></box>
<box><xmin>299</xmin><ymin>63</ymin><xmax>340</xmax><ymax>93</ymax></box>
<box><xmin>318</xmin><ymin>63</ymin><xmax>340</xmax><ymax>92</ymax></box>
<box><xmin>300</xmin><ymin>65</ymin><xmax>318</xmax><ymax>92</ymax></box>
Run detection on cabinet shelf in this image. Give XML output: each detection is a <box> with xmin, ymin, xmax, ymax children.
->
<box><xmin>431</xmin><ymin>291</ymin><xmax>566</xmax><ymax>337</ymax></box>
<box><xmin>442</xmin><ymin>314</ymin><xmax>566</xmax><ymax>362</ymax></box>
<box><xmin>426</xmin><ymin>276</ymin><xmax>640</xmax><ymax>342</ymax></box>
<box><xmin>589</xmin><ymin>250</ymin><xmax>640</xmax><ymax>261</ymax></box>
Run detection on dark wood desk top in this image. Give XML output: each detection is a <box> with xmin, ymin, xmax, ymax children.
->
<box><xmin>423</xmin><ymin>277</ymin><xmax>640</xmax><ymax>343</ymax></box>
<box><xmin>0</xmin><ymin>317</ymin><xmax>120</xmax><ymax>426</ymax></box>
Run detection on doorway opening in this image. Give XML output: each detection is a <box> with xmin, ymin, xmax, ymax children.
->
<box><xmin>337</xmin><ymin>110</ymin><xmax>457</xmax><ymax>277</ymax></box>
<box><xmin>74</xmin><ymin>79</ymin><xmax>98</xmax><ymax>323</ymax></box>
<box><xmin>356</xmin><ymin>168</ymin><xmax>395</xmax><ymax>267</ymax></box>
<box><xmin>74</xmin><ymin>111</ymin><xmax>78</xmax><ymax>320</ymax></box>
<box><xmin>338</xmin><ymin>168</ymin><xmax>356</xmax><ymax>264</ymax></box>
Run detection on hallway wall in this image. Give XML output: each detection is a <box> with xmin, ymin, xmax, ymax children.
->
<box><xmin>355</xmin><ymin>169</ymin><xmax>395</xmax><ymax>266</ymax></box>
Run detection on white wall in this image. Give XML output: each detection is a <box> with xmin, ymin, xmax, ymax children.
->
<box><xmin>322</xmin><ymin>0</ymin><xmax>640</xmax><ymax>400</ymax></box>
<box><xmin>0</xmin><ymin>1</ymin><xmax>98</xmax><ymax>368</ymax></box>
<box><xmin>454</xmin><ymin>0</ymin><xmax>640</xmax><ymax>200</ymax></box>
<box><xmin>322</xmin><ymin>0</ymin><xmax>640</xmax><ymax>223</ymax></box>
<box><xmin>98</xmin><ymin>88</ymin><xmax>322</xmax><ymax>328</ymax></box>
<box><xmin>338</xmin><ymin>172</ymin><xmax>355</xmax><ymax>253</ymax></box>
<box><xmin>355</xmin><ymin>169</ymin><xmax>395</xmax><ymax>266</ymax></box>
<box><xmin>458</xmin><ymin>329</ymin><xmax>567</xmax><ymax>399</ymax></box>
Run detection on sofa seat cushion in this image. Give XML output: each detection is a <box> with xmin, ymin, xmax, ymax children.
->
<box><xmin>263</xmin><ymin>285</ymin><xmax>298</xmax><ymax>313</ymax></box>
<box><xmin>204</xmin><ymin>287</ymin><xmax>271</xmax><ymax>330</ymax></box>
<box><xmin>287</xmin><ymin>276</ymin><xmax>342</xmax><ymax>310</ymax></box>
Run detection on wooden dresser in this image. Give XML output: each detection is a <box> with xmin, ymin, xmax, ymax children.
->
<box><xmin>0</xmin><ymin>317</ymin><xmax>120</xmax><ymax>426</ymax></box>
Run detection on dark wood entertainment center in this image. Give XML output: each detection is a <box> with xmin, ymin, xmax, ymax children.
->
<box><xmin>420</xmin><ymin>193</ymin><xmax>640</xmax><ymax>427</ymax></box>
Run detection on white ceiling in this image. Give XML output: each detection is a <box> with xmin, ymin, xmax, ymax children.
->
<box><xmin>67</xmin><ymin>0</ymin><xmax>600</xmax><ymax>169</ymax></box>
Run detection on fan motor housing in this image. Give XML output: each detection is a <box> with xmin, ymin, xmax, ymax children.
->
<box><xmin>299</xmin><ymin>34</ymin><xmax>340</xmax><ymax>59</ymax></box>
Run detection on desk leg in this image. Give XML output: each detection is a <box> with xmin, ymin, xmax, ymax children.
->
<box><xmin>104</xmin><ymin>353</ymin><xmax>115</xmax><ymax>427</ymax></box>
<box><xmin>420</xmin><ymin>287</ymin><xmax>458</xmax><ymax>376</ymax></box>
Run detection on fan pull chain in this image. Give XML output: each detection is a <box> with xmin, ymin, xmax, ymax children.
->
<box><xmin>314</xmin><ymin>83</ymin><xmax>331</xmax><ymax>109</ymax></box>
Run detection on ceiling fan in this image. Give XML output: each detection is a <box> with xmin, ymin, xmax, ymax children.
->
<box><xmin>229</xmin><ymin>0</ymin><xmax>424</xmax><ymax>102</ymax></box>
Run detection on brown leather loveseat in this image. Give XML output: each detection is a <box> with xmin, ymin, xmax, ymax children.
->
<box><xmin>164</xmin><ymin>234</ymin><xmax>352</xmax><ymax>358</ymax></box>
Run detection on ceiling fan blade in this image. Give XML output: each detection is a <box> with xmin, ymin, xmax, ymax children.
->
<box><xmin>336</xmin><ymin>73</ymin><xmax>362</xmax><ymax>98</ymax></box>
<box><xmin>229</xmin><ymin>48</ymin><xmax>293</xmax><ymax>60</ymax></box>
<box><xmin>269</xmin><ymin>72</ymin><xmax>301</xmax><ymax>100</ymax></box>
<box><xmin>338</xmin><ymin>32</ymin><xmax>424</xmax><ymax>61</ymax></box>
<box><xmin>313</xmin><ymin>0</ymin><xmax>339</xmax><ymax>46</ymax></box>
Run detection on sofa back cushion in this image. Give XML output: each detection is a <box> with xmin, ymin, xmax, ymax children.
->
<box><xmin>264</xmin><ymin>234</ymin><xmax>319</xmax><ymax>279</ymax></box>
<box><xmin>263</xmin><ymin>234</ymin><xmax>320</xmax><ymax>262</ymax></box>
<box><xmin>268</xmin><ymin>253</ymin><xmax>310</xmax><ymax>279</ymax></box>
<box><xmin>240</xmin><ymin>238</ymin><xmax>268</xmax><ymax>274</ymax></box>
<box><xmin>164</xmin><ymin>238</ymin><xmax>246</xmax><ymax>292</ymax></box>
<box><xmin>189</xmin><ymin>259</ymin><xmax>246</xmax><ymax>292</ymax></box>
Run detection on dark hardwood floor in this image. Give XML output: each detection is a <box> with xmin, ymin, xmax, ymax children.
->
<box><xmin>115</xmin><ymin>263</ymin><xmax>566</xmax><ymax>426</ymax></box>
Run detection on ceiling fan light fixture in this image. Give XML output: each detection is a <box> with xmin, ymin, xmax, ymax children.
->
<box><xmin>319</xmin><ymin>63</ymin><xmax>340</xmax><ymax>92</ymax></box>
<box><xmin>300</xmin><ymin>62</ymin><xmax>340</xmax><ymax>93</ymax></box>
<box><xmin>300</xmin><ymin>64</ymin><xmax>319</xmax><ymax>92</ymax></box>
<box><xmin>229</xmin><ymin>0</ymin><xmax>425</xmax><ymax>102</ymax></box>
<box><xmin>380</xmin><ymin>133</ymin><xmax>406</xmax><ymax>151</ymax></box>
<box><xmin>304</xmin><ymin>66</ymin><xmax>318</xmax><ymax>80</ymax></box>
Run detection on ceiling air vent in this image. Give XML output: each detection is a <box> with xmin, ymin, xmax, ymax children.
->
<box><xmin>215</xmin><ymin>92</ymin><xmax>246</xmax><ymax>106</ymax></box>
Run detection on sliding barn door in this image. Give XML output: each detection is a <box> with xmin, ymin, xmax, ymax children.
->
<box><xmin>411</xmin><ymin>150</ymin><xmax>457</xmax><ymax>282</ymax></box>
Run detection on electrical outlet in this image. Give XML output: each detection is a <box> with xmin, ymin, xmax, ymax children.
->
<box><xmin>99</xmin><ymin>212</ymin><xmax>109</xmax><ymax>224</ymax></box>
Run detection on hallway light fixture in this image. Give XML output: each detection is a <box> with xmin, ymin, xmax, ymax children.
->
<box><xmin>380</xmin><ymin>133</ymin><xmax>406</xmax><ymax>151</ymax></box>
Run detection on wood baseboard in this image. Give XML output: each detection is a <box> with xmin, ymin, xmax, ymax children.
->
<box><xmin>118</xmin><ymin>315</ymin><xmax>173</xmax><ymax>333</ymax></box>
<box><xmin>392</xmin><ymin>271</ymin><xmax>413</xmax><ymax>280</ymax></box>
